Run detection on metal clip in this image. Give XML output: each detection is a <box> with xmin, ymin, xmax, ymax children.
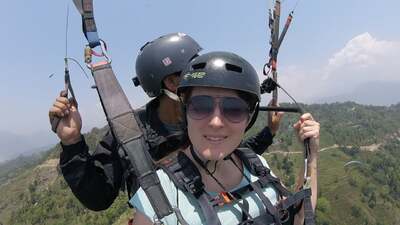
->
<box><xmin>99</xmin><ymin>39</ymin><xmax>111</xmax><ymax>63</ymax></box>
<box><xmin>85</xmin><ymin>39</ymin><xmax>112</xmax><ymax>69</ymax></box>
<box><xmin>84</xmin><ymin>46</ymin><xmax>92</xmax><ymax>65</ymax></box>
<box><xmin>304</xmin><ymin>176</ymin><xmax>312</xmax><ymax>189</ymax></box>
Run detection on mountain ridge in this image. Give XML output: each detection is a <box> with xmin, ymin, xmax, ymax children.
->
<box><xmin>1</xmin><ymin>102</ymin><xmax>399</xmax><ymax>225</ymax></box>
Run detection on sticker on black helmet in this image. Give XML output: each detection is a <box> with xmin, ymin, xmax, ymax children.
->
<box><xmin>183</xmin><ymin>72</ymin><xmax>206</xmax><ymax>80</ymax></box>
<box><xmin>162</xmin><ymin>57</ymin><xmax>172</xmax><ymax>66</ymax></box>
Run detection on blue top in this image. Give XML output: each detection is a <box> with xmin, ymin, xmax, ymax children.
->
<box><xmin>129</xmin><ymin>155</ymin><xmax>279</xmax><ymax>225</ymax></box>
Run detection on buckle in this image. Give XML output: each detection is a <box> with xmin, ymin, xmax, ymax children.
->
<box><xmin>184</xmin><ymin>177</ymin><xmax>204</xmax><ymax>197</ymax></box>
<box><xmin>279</xmin><ymin>208</ymin><xmax>290</xmax><ymax>223</ymax></box>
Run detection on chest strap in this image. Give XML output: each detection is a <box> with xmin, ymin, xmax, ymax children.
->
<box><xmin>161</xmin><ymin>152</ymin><xmax>221</xmax><ymax>225</ymax></box>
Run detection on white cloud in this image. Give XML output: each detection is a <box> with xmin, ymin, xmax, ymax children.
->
<box><xmin>323</xmin><ymin>32</ymin><xmax>400</xmax><ymax>81</ymax></box>
<box><xmin>272</xmin><ymin>33</ymin><xmax>400</xmax><ymax>103</ymax></box>
<box><xmin>328</xmin><ymin>33</ymin><xmax>392</xmax><ymax>68</ymax></box>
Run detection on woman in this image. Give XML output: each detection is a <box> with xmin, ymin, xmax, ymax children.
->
<box><xmin>130</xmin><ymin>51</ymin><xmax>319</xmax><ymax>225</ymax></box>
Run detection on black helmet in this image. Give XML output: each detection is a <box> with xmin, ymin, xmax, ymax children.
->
<box><xmin>178</xmin><ymin>51</ymin><xmax>260</xmax><ymax>103</ymax></box>
<box><xmin>178</xmin><ymin>51</ymin><xmax>261</xmax><ymax>130</ymax></box>
<box><xmin>133</xmin><ymin>33</ymin><xmax>202</xmax><ymax>97</ymax></box>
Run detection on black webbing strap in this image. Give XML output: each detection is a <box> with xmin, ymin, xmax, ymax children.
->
<box><xmin>280</xmin><ymin>189</ymin><xmax>310</xmax><ymax>210</ymax></box>
<box><xmin>303</xmin><ymin>190</ymin><xmax>315</xmax><ymax>225</ymax></box>
<box><xmin>161</xmin><ymin>152</ymin><xmax>204</xmax><ymax>195</ymax></box>
<box><xmin>163</xmin><ymin>149</ymin><xmax>313</xmax><ymax>225</ymax></box>
<box><xmin>247</xmin><ymin>174</ymin><xmax>282</xmax><ymax>225</ymax></box>
<box><xmin>161</xmin><ymin>152</ymin><xmax>220</xmax><ymax>225</ymax></box>
<box><xmin>236</xmin><ymin>148</ymin><xmax>316</xmax><ymax>224</ymax></box>
<box><xmin>198</xmin><ymin>193</ymin><xmax>222</xmax><ymax>225</ymax></box>
<box><xmin>229</xmin><ymin>150</ymin><xmax>282</xmax><ymax>225</ymax></box>
<box><xmin>235</xmin><ymin>148</ymin><xmax>293</xmax><ymax>197</ymax></box>
<box><xmin>254</xmin><ymin>171</ymin><xmax>293</xmax><ymax>200</ymax></box>
<box><xmin>90</xmin><ymin>63</ymin><xmax>173</xmax><ymax>219</ymax></box>
<box><xmin>230</xmin><ymin>192</ymin><xmax>250</xmax><ymax>222</ymax></box>
<box><xmin>72</xmin><ymin>0</ymin><xmax>101</xmax><ymax>48</ymax></box>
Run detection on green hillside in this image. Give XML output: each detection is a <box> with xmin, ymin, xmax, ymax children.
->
<box><xmin>256</xmin><ymin>102</ymin><xmax>400</xmax><ymax>225</ymax></box>
<box><xmin>0</xmin><ymin>102</ymin><xmax>399</xmax><ymax>225</ymax></box>
<box><xmin>0</xmin><ymin>128</ymin><xmax>131</xmax><ymax>225</ymax></box>
<box><xmin>0</xmin><ymin>152</ymin><xmax>47</xmax><ymax>186</ymax></box>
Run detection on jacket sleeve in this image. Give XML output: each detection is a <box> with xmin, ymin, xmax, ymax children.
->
<box><xmin>241</xmin><ymin>127</ymin><xmax>274</xmax><ymax>155</ymax></box>
<box><xmin>59</xmin><ymin>131</ymin><xmax>124</xmax><ymax>211</ymax></box>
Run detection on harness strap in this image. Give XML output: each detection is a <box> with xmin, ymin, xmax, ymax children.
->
<box><xmin>229</xmin><ymin>156</ymin><xmax>282</xmax><ymax>225</ymax></box>
<box><xmin>90</xmin><ymin>63</ymin><xmax>173</xmax><ymax>219</ymax></box>
<box><xmin>234</xmin><ymin>148</ymin><xmax>316</xmax><ymax>224</ymax></box>
<box><xmin>303</xmin><ymin>190</ymin><xmax>315</xmax><ymax>225</ymax></box>
<box><xmin>235</xmin><ymin>148</ymin><xmax>291</xmax><ymax>196</ymax></box>
<box><xmin>172</xmin><ymin>207</ymin><xmax>189</xmax><ymax>225</ymax></box>
<box><xmin>161</xmin><ymin>152</ymin><xmax>207</xmax><ymax>224</ymax></box>
<box><xmin>258</xmin><ymin>174</ymin><xmax>291</xmax><ymax>197</ymax></box>
<box><xmin>72</xmin><ymin>0</ymin><xmax>101</xmax><ymax>48</ymax></box>
<box><xmin>230</xmin><ymin>177</ymin><xmax>312</xmax><ymax>224</ymax></box>
<box><xmin>71</xmin><ymin>0</ymin><xmax>176</xmax><ymax>220</ymax></box>
<box><xmin>198</xmin><ymin>193</ymin><xmax>222</xmax><ymax>225</ymax></box>
<box><xmin>163</xmin><ymin>152</ymin><xmax>258</xmax><ymax>225</ymax></box>
<box><xmin>190</xmin><ymin>147</ymin><xmax>258</xmax><ymax>222</ymax></box>
<box><xmin>280</xmin><ymin>189</ymin><xmax>310</xmax><ymax>210</ymax></box>
<box><xmin>163</xmin><ymin>149</ymin><xmax>315</xmax><ymax>225</ymax></box>
<box><xmin>231</xmin><ymin>192</ymin><xmax>250</xmax><ymax>222</ymax></box>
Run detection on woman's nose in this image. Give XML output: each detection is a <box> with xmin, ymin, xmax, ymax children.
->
<box><xmin>208</xmin><ymin>104</ymin><xmax>224</xmax><ymax>128</ymax></box>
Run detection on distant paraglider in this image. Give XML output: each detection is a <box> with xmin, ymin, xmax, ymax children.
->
<box><xmin>344</xmin><ymin>160</ymin><xmax>365</xmax><ymax>173</ymax></box>
<box><xmin>344</xmin><ymin>160</ymin><xmax>363</xmax><ymax>167</ymax></box>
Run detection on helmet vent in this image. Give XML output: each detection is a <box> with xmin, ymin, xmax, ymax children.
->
<box><xmin>192</xmin><ymin>63</ymin><xmax>206</xmax><ymax>70</ymax></box>
<box><xmin>139</xmin><ymin>41</ymin><xmax>151</xmax><ymax>51</ymax></box>
<box><xmin>189</xmin><ymin>54</ymin><xmax>199</xmax><ymax>61</ymax></box>
<box><xmin>225</xmin><ymin>64</ymin><xmax>243</xmax><ymax>73</ymax></box>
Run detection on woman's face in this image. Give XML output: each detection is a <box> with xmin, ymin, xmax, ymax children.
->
<box><xmin>186</xmin><ymin>87</ymin><xmax>249</xmax><ymax>161</ymax></box>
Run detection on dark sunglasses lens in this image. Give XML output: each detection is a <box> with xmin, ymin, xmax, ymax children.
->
<box><xmin>187</xmin><ymin>96</ymin><xmax>214</xmax><ymax>120</ymax></box>
<box><xmin>222</xmin><ymin>97</ymin><xmax>249</xmax><ymax>123</ymax></box>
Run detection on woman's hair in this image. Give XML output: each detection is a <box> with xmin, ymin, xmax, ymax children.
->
<box><xmin>237</xmin><ymin>91</ymin><xmax>258</xmax><ymax>113</ymax></box>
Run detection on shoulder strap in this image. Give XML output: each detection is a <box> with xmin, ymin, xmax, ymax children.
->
<box><xmin>90</xmin><ymin>64</ymin><xmax>173</xmax><ymax>219</ymax></box>
<box><xmin>161</xmin><ymin>152</ymin><xmax>204</xmax><ymax>196</ymax></box>
<box><xmin>161</xmin><ymin>152</ymin><xmax>221</xmax><ymax>225</ymax></box>
<box><xmin>235</xmin><ymin>148</ymin><xmax>291</xmax><ymax>196</ymax></box>
<box><xmin>234</xmin><ymin>148</ymin><xmax>268</xmax><ymax>176</ymax></box>
<box><xmin>72</xmin><ymin>0</ymin><xmax>100</xmax><ymax>48</ymax></box>
<box><xmin>71</xmin><ymin>0</ymin><xmax>174</xmax><ymax>220</ymax></box>
<box><xmin>230</xmin><ymin>148</ymin><xmax>281</xmax><ymax>225</ymax></box>
<box><xmin>136</xmin><ymin>105</ymin><xmax>147</xmax><ymax>126</ymax></box>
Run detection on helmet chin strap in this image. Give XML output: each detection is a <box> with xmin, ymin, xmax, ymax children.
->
<box><xmin>190</xmin><ymin>145</ymin><xmax>219</xmax><ymax>175</ymax></box>
<box><xmin>162</xmin><ymin>89</ymin><xmax>180</xmax><ymax>101</ymax></box>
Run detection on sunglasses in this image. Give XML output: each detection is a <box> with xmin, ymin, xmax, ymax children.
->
<box><xmin>186</xmin><ymin>95</ymin><xmax>250</xmax><ymax>123</ymax></box>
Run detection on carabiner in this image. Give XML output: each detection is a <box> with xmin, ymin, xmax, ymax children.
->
<box><xmin>85</xmin><ymin>39</ymin><xmax>112</xmax><ymax>69</ymax></box>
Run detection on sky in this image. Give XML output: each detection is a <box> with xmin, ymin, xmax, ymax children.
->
<box><xmin>0</xmin><ymin>0</ymin><xmax>399</xmax><ymax>160</ymax></box>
